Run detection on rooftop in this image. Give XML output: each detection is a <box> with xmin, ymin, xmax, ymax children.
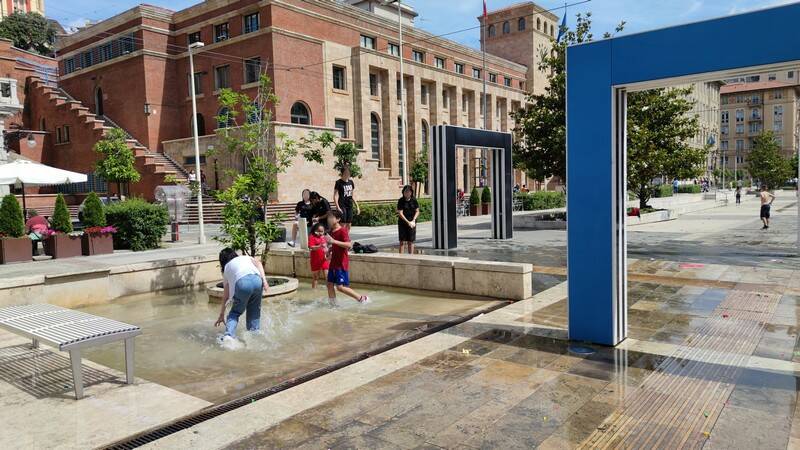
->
<box><xmin>721</xmin><ymin>80</ymin><xmax>795</xmax><ymax>94</ymax></box>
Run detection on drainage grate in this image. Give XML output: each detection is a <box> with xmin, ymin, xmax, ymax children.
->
<box><xmin>103</xmin><ymin>300</ymin><xmax>511</xmax><ymax>449</ymax></box>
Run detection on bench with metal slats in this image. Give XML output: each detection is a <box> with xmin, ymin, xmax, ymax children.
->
<box><xmin>0</xmin><ymin>304</ymin><xmax>141</xmax><ymax>399</ymax></box>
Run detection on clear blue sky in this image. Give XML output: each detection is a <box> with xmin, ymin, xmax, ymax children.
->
<box><xmin>46</xmin><ymin>0</ymin><xmax>795</xmax><ymax>49</ymax></box>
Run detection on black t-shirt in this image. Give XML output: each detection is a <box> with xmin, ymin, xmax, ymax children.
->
<box><xmin>295</xmin><ymin>200</ymin><xmax>314</xmax><ymax>221</ymax></box>
<box><xmin>397</xmin><ymin>197</ymin><xmax>419</xmax><ymax>222</ymax></box>
<box><xmin>334</xmin><ymin>179</ymin><xmax>355</xmax><ymax>209</ymax></box>
<box><xmin>312</xmin><ymin>197</ymin><xmax>331</xmax><ymax>218</ymax></box>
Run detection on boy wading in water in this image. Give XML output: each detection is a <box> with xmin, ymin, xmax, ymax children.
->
<box><xmin>325</xmin><ymin>210</ymin><xmax>370</xmax><ymax>305</ymax></box>
<box><xmin>215</xmin><ymin>248</ymin><xmax>268</xmax><ymax>345</ymax></box>
<box><xmin>760</xmin><ymin>185</ymin><xmax>776</xmax><ymax>230</ymax></box>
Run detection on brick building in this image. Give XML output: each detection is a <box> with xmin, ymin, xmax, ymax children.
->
<box><xmin>9</xmin><ymin>0</ymin><xmax>563</xmax><ymax>206</ymax></box>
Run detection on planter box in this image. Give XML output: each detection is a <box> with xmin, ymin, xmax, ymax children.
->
<box><xmin>470</xmin><ymin>205</ymin><xmax>481</xmax><ymax>216</ymax></box>
<box><xmin>0</xmin><ymin>236</ymin><xmax>32</xmax><ymax>264</ymax></box>
<box><xmin>44</xmin><ymin>234</ymin><xmax>83</xmax><ymax>259</ymax></box>
<box><xmin>482</xmin><ymin>203</ymin><xmax>491</xmax><ymax>215</ymax></box>
<box><xmin>82</xmin><ymin>233</ymin><xmax>114</xmax><ymax>256</ymax></box>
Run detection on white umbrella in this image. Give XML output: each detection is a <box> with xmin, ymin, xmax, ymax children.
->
<box><xmin>0</xmin><ymin>160</ymin><xmax>88</xmax><ymax>217</ymax></box>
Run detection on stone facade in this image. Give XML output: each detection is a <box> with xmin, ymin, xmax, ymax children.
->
<box><xmin>52</xmin><ymin>0</ymin><xmax>534</xmax><ymax>201</ymax></box>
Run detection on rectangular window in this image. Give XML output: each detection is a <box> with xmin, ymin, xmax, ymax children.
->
<box><xmin>751</xmin><ymin>95</ymin><xmax>761</xmax><ymax>104</ymax></box>
<box><xmin>334</xmin><ymin>118</ymin><xmax>348</xmax><ymax>138</ymax></box>
<box><xmin>56</xmin><ymin>127</ymin><xmax>62</xmax><ymax>144</ymax></box>
<box><xmin>504</xmin><ymin>77</ymin><xmax>512</xmax><ymax>87</ymax></box>
<box><xmin>735</xmin><ymin>140</ymin><xmax>744</xmax><ymax>151</ymax></box>
<box><xmin>191</xmin><ymin>72</ymin><xmax>202</xmax><ymax>94</ymax></box>
<box><xmin>188</xmin><ymin>31</ymin><xmax>201</xmax><ymax>45</ymax></box>
<box><xmin>773</xmin><ymin>89</ymin><xmax>784</xmax><ymax>100</ymax></box>
<box><xmin>462</xmin><ymin>93</ymin><xmax>467</xmax><ymax>112</ymax></box>
<box><xmin>63</xmin><ymin>126</ymin><xmax>70</xmax><ymax>143</ymax></box>
<box><xmin>396</xmin><ymin>79</ymin><xmax>401</xmax><ymax>100</ymax></box>
<box><xmin>720</xmin><ymin>140</ymin><xmax>728</xmax><ymax>151</ymax></box>
<box><xmin>442</xmin><ymin>89</ymin><xmax>449</xmax><ymax>109</ymax></box>
<box><xmin>434</xmin><ymin>57</ymin><xmax>445</xmax><ymax>69</ymax></box>
<box><xmin>769</xmin><ymin>73</ymin><xmax>777</xmax><ymax>81</ymax></box>
<box><xmin>721</xmin><ymin>111</ymin><xmax>729</xmax><ymax>124</ymax></box>
<box><xmin>721</xmin><ymin>96</ymin><xmax>729</xmax><ymax>105</ymax></box>
<box><xmin>214</xmin><ymin>23</ymin><xmax>229</xmax><ymax>42</ymax></box>
<box><xmin>774</xmin><ymin>105</ymin><xmax>784</xmax><ymax>132</ymax></box>
<box><xmin>64</xmin><ymin>58</ymin><xmax>75</xmax><ymax>74</ymax></box>
<box><xmin>749</xmin><ymin>122</ymin><xmax>761</xmax><ymax>133</ymax></box>
<box><xmin>332</xmin><ymin>65</ymin><xmax>346</xmax><ymax>91</ymax></box>
<box><xmin>750</xmin><ymin>108</ymin><xmax>761</xmax><ymax>120</ymax></box>
<box><xmin>412</xmin><ymin>50</ymin><xmax>424</xmax><ymax>63</ymax></box>
<box><xmin>100</xmin><ymin>43</ymin><xmax>112</xmax><ymax>62</ymax></box>
<box><xmin>184</xmin><ymin>156</ymin><xmax>207</xmax><ymax>165</ymax></box>
<box><xmin>789</xmin><ymin>71</ymin><xmax>795</xmax><ymax>79</ymax></box>
<box><xmin>776</xmin><ymin>135</ymin><xmax>784</xmax><ymax>147</ymax></box>
<box><xmin>721</xmin><ymin>125</ymin><xmax>729</xmax><ymax>135</ymax></box>
<box><xmin>82</xmin><ymin>51</ymin><xmax>93</xmax><ymax>68</ymax></box>
<box><xmin>215</xmin><ymin>65</ymin><xmax>230</xmax><ymax>90</ymax></box>
<box><xmin>735</xmin><ymin>109</ymin><xmax>744</xmax><ymax>123</ymax></box>
<box><xmin>455</xmin><ymin>63</ymin><xmax>464</xmax><ymax>74</ymax></box>
<box><xmin>489</xmin><ymin>73</ymin><xmax>497</xmax><ymax>83</ymax></box>
<box><xmin>421</xmin><ymin>84</ymin><xmax>428</xmax><ymax>105</ymax></box>
<box><xmin>120</xmin><ymin>34</ymin><xmax>135</xmax><ymax>53</ymax></box>
<box><xmin>369</xmin><ymin>73</ymin><xmax>378</xmax><ymax>96</ymax></box>
<box><xmin>736</xmin><ymin>124</ymin><xmax>744</xmax><ymax>134</ymax></box>
<box><xmin>387</xmin><ymin>43</ymin><xmax>400</xmax><ymax>57</ymax></box>
<box><xmin>244</xmin><ymin>57</ymin><xmax>261</xmax><ymax>84</ymax></box>
<box><xmin>472</xmin><ymin>68</ymin><xmax>481</xmax><ymax>79</ymax></box>
<box><xmin>360</xmin><ymin>35</ymin><xmax>376</xmax><ymax>49</ymax></box>
<box><xmin>243</xmin><ymin>13</ymin><xmax>259</xmax><ymax>34</ymax></box>
<box><xmin>747</xmin><ymin>75</ymin><xmax>760</xmax><ymax>82</ymax></box>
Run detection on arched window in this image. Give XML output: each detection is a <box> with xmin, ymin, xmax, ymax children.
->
<box><xmin>421</xmin><ymin>120</ymin><xmax>429</xmax><ymax>149</ymax></box>
<box><xmin>397</xmin><ymin>117</ymin><xmax>405</xmax><ymax>178</ymax></box>
<box><xmin>247</xmin><ymin>101</ymin><xmax>261</xmax><ymax>124</ymax></box>
<box><xmin>488</xmin><ymin>24</ymin><xmax>496</xmax><ymax>37</ymax></box>
<box><xmin>502</xmin><ymin>21</ymin><xmax>510</xmax><ymax>34</ymax></box>
<box><xmin>194</xmin><ymin>113</ymin><xmax>206</xmax><ymax>135</ymax></box>
<box><xmin>550</xmin><ymin>24</ymin><xmax>555</xmax><ymax>36</ymax></box>
<box><xmin>39</xmin><ymin>117</ymin><xmax>45</xmax><ymax>131</ymax></box>
<box><xmin>370</xmin><ymin>113</ymin><xmax>381</xmax><ymax>161</ymax></box>
<box><xmin>537</xmin><ymin>18</ymin><xmax>541</xmax><ymax>31</ymax></box>
<box><xmin>518</xmin><ymin>18</ymin><xmax>526</xmax><ymax>31</ymax></box>
<box><xmin>290</xmin><ymin>102</ymin><xmax>310</xmax><ymax>125</ymax></box>
<box><xmin>217</xmin><ymin>107</ymin><xmax>232</xmax><ymax>129</ymax></box>
<box><xmin>94</xmin><ymin>86</ymin><xmax>104</xmax><ymax>116</ymax></box>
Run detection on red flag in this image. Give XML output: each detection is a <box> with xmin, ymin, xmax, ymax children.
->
<box><xmin>483</xmin><ymin>0</ymin><xmax>488</xmax><ymax>18</ymax></box>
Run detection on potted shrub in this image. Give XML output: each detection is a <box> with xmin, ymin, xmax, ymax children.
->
<box><xmin>43</xmin><ymin>194</ymin><xmax>82</xmax><ymax>259</ymax></box>
<box><xmin>80</xmin><ymin>192</ymin><xmax>114</xmax><ymax>256</ymax></box>
<box><xmin>469</xmin><ymin>187</ymin><xmax>481</xmax><ymax>216</ymax></box>
<box><xmin>481</xmin><ymin>186</ymin><xmax>492</xmax><ymax>215</ymax></box>
<box><xmin>0</xmin><ymin>194</ymin><xmax>31</xmax><ymax>264</ymax></box>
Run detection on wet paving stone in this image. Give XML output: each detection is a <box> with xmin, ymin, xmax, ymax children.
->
<box><xmin>706</xmin><ymin>405</ymin><xmax>792</xmax><ymax>449</ymax></box>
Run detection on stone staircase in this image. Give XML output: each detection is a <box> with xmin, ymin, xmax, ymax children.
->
<box><xmin>28</xmin><ymin>77</ymin><xmax>190</xmax><ymax>199</ymax></box>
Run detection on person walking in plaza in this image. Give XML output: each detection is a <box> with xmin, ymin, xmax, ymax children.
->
<box><xmin>288</xmin><ymin>189</ymin><xmax>314</xmax><ymax>247</ymax></box>
<box><xmin>325</xmin><ymin>210</ymin><xmax>370</xmax><ymax>305</ymax></box>
<box><xmin>759</xmin><ymin>185</ymin><xmax>776</xmax><ymax>230</ymax></box>
<box><xmin>308</xmin><ymin>223</ymin><xmax>330</xmax><ymax>289</ymax></box>
<box><xmin>310</xmin><ymin>191</ymin><xmax>332</xmax><ymax>230</ymax></box>
<box><xmin>735</xmin><ymin>185</ymin><xmax>742</xmax><ymax>205</ymax></box>
<box><xmin>215</xmin><ymin>248</ymin><xmax>268</xmax><ymax>344</ymax></box>
<box><xmin>397</xmin><ymin>185</ymin><xmax>419</xmax><ymax>254</ymax></box>
<box><xmin>333</xmin><ymin>166</ymin><xmax>359</xmax><ymax>231</ymax></box>
<box><xmin>672</xmin><ymin>178</ymin><xmax>679</xmax><ymax>194</ymax></box>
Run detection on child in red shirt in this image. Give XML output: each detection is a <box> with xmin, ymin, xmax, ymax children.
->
<box><xmin>325</xmin><ymin>210</ymin><xmax>369</xmax><ymax>304</ymax></box>
<box><xmin>308</xmin><ymin>223</ymin><xmax>329</xmax><ymax>289</ymax></box>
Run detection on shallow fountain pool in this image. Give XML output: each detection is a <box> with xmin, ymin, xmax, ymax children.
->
<box><xmin>77</xmin><ymin>282</ymin><xmax>503</xmax><ymax>404</ymax></box>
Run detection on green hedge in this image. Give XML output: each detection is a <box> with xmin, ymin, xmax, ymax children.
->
<box><xmin>0</xmin><ymin>194</ymin><xmax>24</xmax><ymax>238</ymax></box>
<box><xmin>514</xmin><ymin>191</ymin><xmax>566</xmax><ymax>211</ymax></box>
<box><xmin>105</xmin><ymin>199</ymin><xmax>169</xmax><ymax>251</ymax></box>
<box><xmin>352</xmin><ymin>198</ymin><xmax>432</xmax><ymax>227</ymax></box>
<box><xmin>653</xmin><ymin>185</ymin><xmax>673</xmax><ymax>198</ymax></box>
<box><xmin>82</xmin><ymin>192</ymin><xmax>106</xmax><ymax>227</ymax></box>
<box><xmin>676</xmin><ymin>184</ymin><xmax>701</xmax><ymax>194</ymax></box>
<box><xmin>51</xmin><ymin>194</ymin><xmax>73</xmax><ymax>233</ymax></box>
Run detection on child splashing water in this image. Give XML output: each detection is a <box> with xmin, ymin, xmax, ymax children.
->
<box><xmin>325</xmin><ymin>210</ymin><xmax>370</xmax><ymax>305</ymax></box>
<box><xmin>215</xmin><ymin>248</ymin><xmax>268</xmax><ymax>347</ymax></box>
<box><xmin>308</xmin><ymin>222</ymin><xmax>330</xmax><ymax>289</ymax></box>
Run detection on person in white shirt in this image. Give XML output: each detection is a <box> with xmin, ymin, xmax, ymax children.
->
<box><xmin>214</xmin><ymin>248</ymin><xmax>268</xmax><ymax>343</ymax></box>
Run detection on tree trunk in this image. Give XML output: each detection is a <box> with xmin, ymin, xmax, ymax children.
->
<box><xmin>638</xmin><ymin>185</ymin><xmax>649</xmax><ymax>210</ymax></box>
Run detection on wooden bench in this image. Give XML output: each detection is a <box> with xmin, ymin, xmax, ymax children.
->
<box><xmin>0</xmin><ymin>304</ymin><xmax>141</xmax><ymax>399</ymax></box>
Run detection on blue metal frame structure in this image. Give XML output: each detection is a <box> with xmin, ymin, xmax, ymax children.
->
<box><xmin>566</xmin><ymin>3</ymin><xmax>800</xmax><ymax>345</ymax></box>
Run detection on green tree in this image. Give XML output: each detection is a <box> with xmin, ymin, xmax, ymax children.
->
<box><xmin>332</xmin><ymin>141</ymin><xmax>363</xmax><ymax>178</ymax></box>
<box><xmin>481</xmin><ymin>186</ymin><xmax>492</xmax><ymax>204</ymax></box>
<box><xmin>410</xmin><ymin>144</ymin><xmax>429</xmax><ymax>195</ymax></box>
<box><xmin>627</xmin><ymin>87</ymin><xmax>707</xmax><ymax>209</ymax></box>
<box><xmin>81</xmin><ymin>192</ymin><xmax>106</xmax><ymax>227</ymax></box>
<box><xmin>747</xmin><ymin>131</ymin><xmax>793</xmax><ymax>190</ymax></box>
<box><xmin>50</xmin><ymin>193</ymin><xmax>73</xmax><ymax>233</ymax></box>
<box><xmin>0</xmin><ymin>194</ymin><xmax>25</xmax><ymax>238</ymax></box>
<box><xmin>512</xmin><ymin>13</ymin><xmax>624</xmax><ymax>188</ymax></box>
<box><xmin>94</xmin><ymin>128</ymin><xmax>141</xmax><ymax>200</ymax></box>
<box><xmin>213</xmin><ymin>74</ymin><xmax>323</xmax><ymax>260</ymax></box>
<box><xmin>469</xmin><ymin>187</ymin><xmax>481</xmax><ymax>206</ymax></box>
<box><xmin>0</xmin><ymin>12</ymin><xmax>57</xmax><ymax>56</ymax></box>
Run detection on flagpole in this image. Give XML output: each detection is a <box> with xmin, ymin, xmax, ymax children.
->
<box><xmin>482</xmin><ymin>0</ymin><xmax>488</xmax><ymax>186</ymax></box>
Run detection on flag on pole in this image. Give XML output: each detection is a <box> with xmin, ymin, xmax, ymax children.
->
<box><xmin>483</xmin><ymin>0</ymin><xmax>488</xmax><ymax>19</ymax></box>
<box><xmin>556</xmin><ymin>6</ymin><xmax>568</xmax><ymax>42</ymax></box>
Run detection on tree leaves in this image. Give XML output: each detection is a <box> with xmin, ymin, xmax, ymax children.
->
<box><xmin>94</xmin><ymin>128</ymin><xmax>141</xmax><ymax>185</ymax></box>
<box><xmin>0</xmin><ymin>12</ymin><xmax>56</xmax><ymax>56</ymax></box>
<box><xmin>747</xmin><ymin>131</ymin><xmax>793</xmax><ymax>189</ymax></box>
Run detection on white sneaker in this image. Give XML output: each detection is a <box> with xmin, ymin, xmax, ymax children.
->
<box><xmin>358</xmin><ymin>295</ymin><xmax>371</xmax><ymax>304</ymax></box>
<box><xmin>218</xmin><ymin>334</ymin><xmax>243</xmax><ymax>350</ymax></box>
<box><xmin>287</xmin><ymin>241</ymin><xmax>296</xmax><ymax>247</ymax></box>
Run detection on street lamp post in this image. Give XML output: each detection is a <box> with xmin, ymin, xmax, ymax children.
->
<box><xmin>188</xmin><ymin>41</ymin><xmax>206</xmax><ymax>244</ymax></box>
<box><xmin>385</xmin><ymin>0</ymin><xmax>408</xmax><ymax>185</ymax></box>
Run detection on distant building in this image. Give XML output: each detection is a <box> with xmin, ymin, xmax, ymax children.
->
<box><xmin>719</xmin><ymin>81</ymin><xmax>800</xmax><ymax>177</ymax></box>
<box><xmin>0</xmin><ymin>0</ymin><xmax>45</xmax><ymax>17</ymax></box>
<box><xmin>672</xmin><ymin>81</ymin><xmax>722</xmax><ymax>178</ymax></box>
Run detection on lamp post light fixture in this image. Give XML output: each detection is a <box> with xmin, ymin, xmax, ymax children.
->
<box><xmin>188</xmin><ymin>41</ymin><xmax>206</xmax><ymax>244</ymax></box>
<box><xmin>383</xmin><ymin>0</ymin><xmax>407</xmax><ymax>185</ymax></box>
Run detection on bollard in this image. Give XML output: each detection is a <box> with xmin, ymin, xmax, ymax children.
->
<box><xmin>171</xmin><ymin>222</ymin><xmax>180</xmax><ymax>242</ymax></box>
<box><xmin>298</xmin><ymin>217</ymin><xmax>309</xmax><ymax>249</ymax></box>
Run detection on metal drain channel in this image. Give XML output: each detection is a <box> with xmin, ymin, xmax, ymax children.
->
<box><xmin>102</xmin><ymin>300</ymin><xmax>512</xmax><ymax>450</ymax></box>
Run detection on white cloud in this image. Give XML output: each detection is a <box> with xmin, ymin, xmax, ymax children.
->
<box><xmin>728</xmin><ymin>0</ymin><xmax>796</xmax><ymax>14</ymax></box>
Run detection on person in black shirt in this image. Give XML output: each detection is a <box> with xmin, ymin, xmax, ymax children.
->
<box><xmin>333</xmin><ymin>166</ymin><xmax>359</xmax><ymax>231</ymax></box>
<box><xmin>309</xmin><ymin>191</ymin><xmax>332</xmax><ymax>229</ymax></box>
<box><xmin>289</xmin><ymin>189</ymin><xmax>313</xmax><ymax>247</ymax></box>
<box><xmin>397</xmin><ymin>185</ymin><xmax>420</xmax><ymax>254</ymax></box>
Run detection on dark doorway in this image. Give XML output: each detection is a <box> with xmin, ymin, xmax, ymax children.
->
<box><xmin>95</xmin><ymin>87</ymin><xmax>104</xmax><ymax>117</ymax></box>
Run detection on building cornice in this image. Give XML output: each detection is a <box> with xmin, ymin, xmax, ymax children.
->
<box><xmin>56</xmin><ymin>5</ymin><xmax>174</xmax><ymax>51</ymax></box>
